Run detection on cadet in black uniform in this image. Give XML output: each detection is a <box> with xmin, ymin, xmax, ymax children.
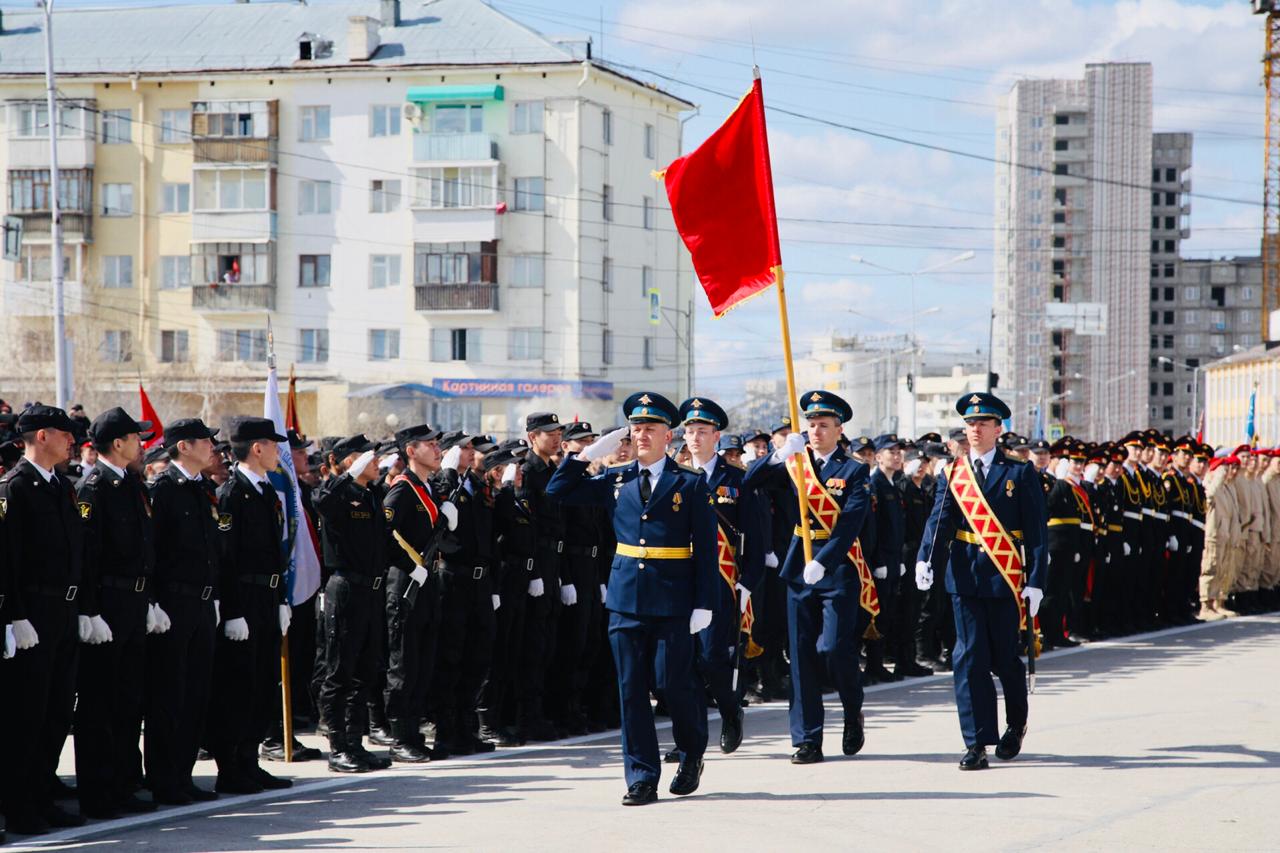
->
<box><xmin>74</xmin><ymin>408</ymin><xmax>158</xmax><ymax>819</ymax></box>
<box><xmin>145</xmin><ymin>418</ymin><xmax>222</xmax><ymax>805</ymax></box>
<box><xmin>382</xmin><ymin>424</ymin><xmax>455</xmax><ymax>763</ymax></box>
<box><xmin>0</xmin><ymin>405</ymin><xmax>85</xmax><ymax>835</ymax></box>
<box><xmin>208</xmin><ymin>417</ymin><xmax>293</xmax><ymax>794</ymax></box>
<box><xmin>313</xmin><ymin>434</ymin><xmax>392</xmax><ymax>773</ymax></box>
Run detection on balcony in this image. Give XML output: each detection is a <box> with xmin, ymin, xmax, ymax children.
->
<box><xmin>1051</xmin><ymin>123</ymin><xmax>1088</xmax><ymax>140</ymax></box>
<box><xmin>191</xmin><ymin>283</ymin><xmax>275</xmax><ymax>312</ymax></box>
<box><xmin>414</xmin><ymin>284</ymin><xmax>499</xmax><ymax>312</ymax></box>
<box><xmin>191</xmin><ymin>211</ymin><xmax>276</xmax><ymax>243</ymax></box>
<box><xmin>1051</xmin><ymin>171</ymin><xmax>1086</xmax><ymax>189</ymax></box>
<box><xmin>413</xmin><ymin>133</ymin><xmax>497</xmax><ymax>163</ymax></box>
<box><xmin>7</xmin><ymin>136</ymin><xmax>95</xmax><ymax>170</ymax></box>
<box><xmin>15</xmin><ymin>211</ymin><xmax>93</xmax><ymax>243</ymax></box>
<box><xmin>411</xmin><ymin>207</ymin><xmax>501</xmax><ymax>242</ymax></box>
<box><xmin>194</xmin><ymin>138</ymin><xmax>277</xmax><ymax>165</ymax></box>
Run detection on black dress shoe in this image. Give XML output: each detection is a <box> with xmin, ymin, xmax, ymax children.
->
<box><xmin>390</xmin><ymin>740</ymin><xmax>434</xmax><ymax>763</ymax></box>
<box><xmin>44</xmin><ymin>804</ymin><xmax>87</xmax><ymax>828</ymax></box>
<box><xmin>51</xmin><ymin>776</ymin><xmax>78</xmax><ymax>800</ymax></box>
<box><xmin>328</xmin><ymin>750</ymin><xmax>373</xmax><ymax>773</ymax></box>
<box><xmin>664</xmin><ymin>748</ymin><xmax>682</xmax><ymax>765</ymax></box>
<box><xmin>622</xmin><ymin>781</ymin><xmax>658</xmax><ymax>806</ymax></box>
<box><xmin>117</xmin><ymin>794</ymin><xmax>158</xmax><ymax>814</ymax></box>
<box><xmin>185</xmin><ymin>785</ymin><xmax>218</xmax><ymax>802</ymax></box>
<box><xmin>959</xmin><ymin>745</ymin><xmax>989</xmax><ymax>770</ymax></box>
<box><xmin>791</xmin><ymin>743</ymin><xmax>823</xmax><ymax>764</ymax></box>
<box><xmin>367</xmin><ymin>726</ymin><xmax>396</xmax><ymax>746</ymax></box>
<box><xmin>864</xmin><ymin>665</ymin><xmax>899</xmax><ymax>683</ymax></box>
<box><xmin>994</xmin><ymin>725</ymin><xmax>1026</xmax><ymax>761</ymax></box>
<box><xmin>720</xmin><ymin>708</ymin><xmax>744</xmax><ymax>754</ymax></box>
<box><xmin>896</xmin><ymin>660</ymin><xmax>934</xmax><ymax>678</ymax></box>
<box><xmin>353</xmin><ymin>745</ymin><xmax>392</xmax><ymax>770</ymax></box>
<box><xmin>252</xmin><ymin>766</ymin><xmax>293</xmax><ymax>790</ymax></box>
<box><xmin>152</xmin><ymin>788</ymin><xmax>194</xmax><ymax>806</ymax></box>
<box><xmin>1057</xmin><ymin>635</ymin><xmax>1080</xmax><ymax>648</ymax></box>
<box><xmin>669</xmin><ymin>758</ymin><xmax>704</xmax><ymax>796</ymax></box>
<box><xmin>215</xmin><ymin>773</ymin><xmax>263</xmax><ymax>795</ymax></box>
<box><xmin>842</xmin><ymin>712</ymin><xmax>865</xmax><ymax>756</ymax></box>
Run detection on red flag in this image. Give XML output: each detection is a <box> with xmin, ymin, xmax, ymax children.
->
<box><xmin>285</xmin><ymin>364</ymin><xmax>301</xmax><ymax>434</ymax></box>
<box><xmin>139</xmin><ymin>384</ymin><xmax>164</xmax><ymax>449</ymax></box>
<box><xmin>660</xmin><ymin>76</ymin><xmax>782</xmax><ymax>317</ymax></box>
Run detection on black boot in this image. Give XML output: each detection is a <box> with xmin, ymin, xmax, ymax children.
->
<box><xmin>478</xmin><ymin>709</ymin><xmax>520</xmax><ymax>747</ymax></box>
<box><xmin>463</xmin><ymin>711</ymin><xmax>496</xmax><ymax>753</ymax></box>
<box><xmin>327</xmin><ymin>735</ymin><xmax>372</xmax><ymax>774</ymax></box>
<box><xmin>350</xmin><ymin>733</ymin><xmax>392</xmax><ymax>771</ymax></box>
<box><xmin>389</xmin><ymin>719</ymin><xmax>433</xmax><ymax>763</ymax></box>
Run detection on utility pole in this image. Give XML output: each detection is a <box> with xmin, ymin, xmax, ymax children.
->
<box><xmin>42</xmin><ymin>0</ymin><xmax>71</xmax><ymax>409</ymax></box>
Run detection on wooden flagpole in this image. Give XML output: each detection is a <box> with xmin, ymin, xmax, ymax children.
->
<box><xmin>773</xmin><ymin>265</ymin><xmax>815</xmax><ymax>565</ymax></box>
<box><xmin>267</xmin><ymin>318</ymin><xmax>294</xmax><ymax>763</ymax></box>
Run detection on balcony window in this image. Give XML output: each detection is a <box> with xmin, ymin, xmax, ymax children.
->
<box><xmin>160</xmin><ymin>109</ymin><xmax>192</xmax><ymax>143</ymax></box>
<box><xmin>102</xmin><ymin>330</ymin><xmax>132</xmax><ymax>363</ymax></box>
<box><xmin>369</xmin><ymin>329</ymin><xmax>401</xmax><ymax>361</ymax></box>
<box><xmin>507</xmin><ymin>328</ymin><xmax>542</xmax><ymax>360</ymax></box>
<box><xmin>8</xmin><ymin>169</ymin><xmax>91</xmax><ymax>212</ymax></box>
<box><xmin>514</xmin><ymin>177</ymin><xmax>545</xmax><ymax>212</ymax></box>
<box><xmin>429</xmin><ymin>104</ymin><xmax>482</xmax><ymax>134</ymax></box>
<box><xmin>299</xmin><ymin>254</ymin><xmax>331</xmax><ymax>288</ymax></box>
<box><xmin>161</xmin><ymin>183</ymin><xmax>191</xmax><ymax>213</ymax></box>
<box><xmin>412</xmin><ymin>165</ymin><xmax>496</xmax><ymax>209</ymax></box>
<box><xmin>102</xmin><ymin>255</ymin><xmax>133</xmax><ymax>288</ymax></box>
<box><xmin>370</xmin><ymin>254</ymin><xmax>401</xmax><ymax>289</ymax></box>
<box><xmin>413</xmin><ymin>241</ymin><xmax>496</xmax><ymax>285</ymax></box>
<box><xmin>194</xmin><ymin>169</ymin><xmax>268</xmax><ymax>211</ymax></box>
<box><xmin>12</xmin><ymin>102</ymin><xmax>86</xmax><ymax>138</ymax></box>
<box><xmin>298</xmin><ymin>180</ymin><xmax>332</xmax><ymax>215</ymax></box>
<box><xmin>101</xmin><ymin>183</ymin><xmax>133</xmax><ymax>217</ymax></box>
<box><xmin>216</xmin><ymin>328</ymin><xmax>268</xmax><ymax>362</ymax></box>
<box><xmin>159</xmin><ymin>330</ymin><xmax>189</xmax><ymax>363</ymax></box>
<box><xmin>370</xmin><ymin>179</ymin><xmax>400</xmax><ymax>212</ymax></box>
<box><xmin>193</xmin><ymin>101</ymin><xmax>271</xmax><ymax>138</ymax></box>
<box><xmin>160</xmin><ymin>256</ymin><xmax>191</xmax><ymax>290</ymax></box>
<box><xmin>511</xmin><ymin>101</ymin><xmax>544</xmax><ymax>134</ymax></box>
<box><xmin>299</xmin><ymin>106</ymin><xmax>331</xmax><ymax>141</ymax></box>
<box><xmin>193</xmin><ymin>242</ymin><xmax>272</xmax><ymax>286</ymax></box>
<box><xmin>370</xmin><ymin>105</ymin><xmax>401</xmax><ymax>137</ymax></box>
<box><xmin>299</xmin><ymin>329</ymin><xmax>329</xmax><ymax>363</ymax></box>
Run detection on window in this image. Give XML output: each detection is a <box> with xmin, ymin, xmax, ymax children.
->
<box><xmin>101</xmin><ymin>183</ymin><xmax>133</xmax><ymax>216</ymax></box>
<box><xmin>193</xmin><ymin>242</ymin><xmax>272</xmax><ymax>285</ymax></box>
<box><xmin>1029</xmin><ymin>189</ymin><xmax>1042</xmax><ymax>201</ymax></box>
<box><xmin>370</xmin><ymin>328</ymin><xmax>401</xmax><ymax>361</ymax></box>
<box><xmin>1053</xmin><ymin>114</ymin><xmax>1069</xmax><ymax>125</ymax></box>
<box><xmin>413</xmin><ymin>241</ymin><xmax>496</xmax><ymax>285</ymax></box>
<box><xmin>430</xmin><ymin>103</ymin><xmax>483</xmax><ymax>133</ymax></box>
<box><xmin>602</xmin><ymin>256</ymin><xmax>612</xmax><ymax>292</ymax></box>
<box><xmin>370</xmin><ymin>254</ymin><xmax>401</xmax><ymax>289</ymax></box>
<box><xmin>1151</xmin><ymin>310</ymin><xmax>1159</xmax><ymax>325</ymax></box>
<box><xmin>216</xmin><ymin>329</ymin><xmax>268</xmax><ymax>362</ymax></box>
<box><xmin>1165</xmin><ymin>216</ymin><xmax>1175</xmax><ymax>230</ymax></box>
<box><xmin>159</xmin><ymin>330</ymin><xmax>189</xmax><ymax>363</ymax></box>
<box><xmin>159</xmin><ymin>255</ymin><xmax>191</xmax><ymax>290</ymax></box>
<box><xmin>1029</xmin><ymin>238</ymin><xmax>1041</xmax><ymax>249</ymax></box>
<box><xmin>1163</xmin><ymin>334</ymin><xmax>1174</xmax><ymax>349</ymax></box>
<box><xmin>1052</xmin><ymin>236</ymin><xmax>1065</xmax><ymax>249</ymax></box>
<box><xmin>1149</xmin><ymin>382</ymin><xmax>1158</xmax><ymax>397</ymax></box>
<box><xmin>298</xmin><ymin>180</ymin><xmax>332</xmax><ymax>214</ymax></box>
<box><xmin>192</xmin><ymin>101</ymin><xmax>270</xmax><ymax>138</ymax></box>
<box><xmin>1152</xmin><ymin>168</ymin><xmax>1161</xmax><ymax>183</ymax></box>
<box><xmin>412</xmin><ymin>165</ymin><xmax>497</xmax><ymax>208</ymax></box>
<box><xmin>1162</xmin><ymin>406</ymin><xmax>1174</xmax><ymax>421</ymax></box>
<box><xmin>1151</xmin><ymin>288</ymin><xmax>1160</xmax><ymax>303</ymax></box>
<box><xmin>643</xmin><ymin>337</ymin><xmax>655</xmax><ymax>369</ymax></box>
<box><xmin>1166</xmin><ymin>168</ymin><xmax>1177</xmax><ymax>182</ymax></box>
<box><xmin>1210</xmin><ymin>310</ymin><xmax>1226</xmax><ymax>329</ymax></box>
<box><xmin>161</xmin><ymin>183</ymin><xmax>191</xmax><ymax>213</ymax></box>
<box><xmin>644</xmin><ymin>123</ymin><xmax>655</xmax><ymax>159</ymax></box>
<box><xmin>102</xmin><ymin>255</ymin><xmax>133</xmax><ymax>288</ymax></box>
<box><xmin>1163</xmin><ymin>310</ymin><xmax>1174</xmax><ymax>324</ymax></box>
<box><xmin>17</xmin><ymin>246</ymin><xmax>72</xmax><ymax>282</ymax></box>
<box><xmin>1163</xmin><ymin>240</ymin><xmax>1175</xmax><ymax>253</ymax></box>
<box><xmin>12</xmin><ymin>102</ymin><xmax>85</xmax><ymax>138</ymax></box>
<box><xmin>508</xmin><ymin>328</ymin><xmax>542</xmax><ymax>360</ymax></box>
<box><xmin>1183</xmin><ymin>310</ymin><xmax>1199</xmax><ymax>325</ymax></box>
<box><xmin>1241</xmin><ymin>286</ymin><xmax>1255</xmax><ymax>301</ymax></box>
<box><xmin>602</xmin><ymin>328</ymin><xmax>614</xmax><ymax>365</ymax></box>
<box><xmin>643</xmin><ymin>196</ymin><xmax>654</xmax><ymax>230</ymax></box>
<box><xmin>370</xmin><ymin>105</ymin><xmax>401</xmax><ymax>137</ymax></box>
<box><xmin>641</xmin><ymin>265</ymin><xmax>654</xmax><ymax>298</ymax></box>
<box><xmin>8</xmin><ymin>169</ymin><xmax>91</xmax><ymax>212</ymax></box>
<box><xmin>602</xmin><ymin>109</ymin><xmax>613</xmax><ymax>145</ymax></box>
<box><xmin>1183</xmin><ymin>334</ymin><xmax>1200</xmax><ymax>349</ymax></box>
<box><xmin>193</xmin><ymin>169</ymin><xmax>268</xmax><ymax>211</ymax></box>
<box><xmin>299</xmin><ymin>106</ymin><xmax>330</xmax><ymax>141</ymax></box>
<box><xmin>1053</xmin><ymin>163</ymin><xmax>1069</xmax><ymax>175</ymax></box>
<box><xmin>512</xmin><ymin>101</ymin><xmax>544</xmax><ymax>134</ymax></box>
<box><xmin>1054</xmin><ymin>139</ymin><xmax>1068</xmax><ymax>152</ymax></box>
<box><xmin>1211</xmin><ymin>286</ymin><xmax>1226</xmax><ymax>306</ymax></box>
<box><xmin>159</xmin><ymin>109</ymin><xmax>192</xmax><ymax>143</ymax></box>
<box><xmin>1163</xmin><ymin>382</ymin><xmax>1174</xmax><ymax>396</ymax></box>
<box><xmin>602</xmin><ymin>184</ymin><xmax>613</xmax><ymax>222</ymax></box>
<box><xmin>1165</xmin><ymin>191</ymin><xmax>1176</xmax><ymax>206</ymax></box>
<box><xmin>370</xmin><ymin>179</ymin><xmax>400</xmax><ymax>212</ymax></box>
<box><xmin>299</xmin><ymin>329</ymin><xmax>329</xmax><ymax>363</ymax></box>
<box><xmin>514</xmin><ymin>177</ymin><xmax>545</xmax><ymax>212</ymax></box>
<box><xmin>299</xmin><ymin>254</ymin><xmax>331</xmax><ymax>288</ymax></box>
<box><xmin>102</xmin><ymin>330</ymin><xmax>132</xmax><ymax>363</ymax></box>
<box><xmin>101</xmin><ymin>109</ymin><xmax>132</xmax><ymax>144</ymax></box>
<box><xmin>1163</xmin><ymin>264</ymin><xmax>1175</xmax><ymax>278</ymax></box>
<box><xmin>510</xmin><ymin>255</ymin><xmax>545</xmax><ymax>288</ymax></box>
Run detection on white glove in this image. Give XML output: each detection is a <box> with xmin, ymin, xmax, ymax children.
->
<box><xmin>580</xmin><ymin>426</ymin><xmax>629</xmax><ymax>463</ymax></box>
<box><xmin>1083</xmin><ymin>463</ymin><xmax>1100</xmax><ymax>484</ymax></box>
<box><xmin>214</xmin><ymin>599</ymin><xmax>221</xmax><ymax>625</ymax></box>
<box><xmin>528</xmin><ymin>577</ymin><xmax>545</xmax><ymax>597</ymax></box>
<box><xmin>442</xmin><ymin>445</ymin><xmax>463</xmax><ymax>471</ymax></box>
<box><xmin>409</xmin><ymin>565</ymin><xmax>429</xmax><ymax>586</ymax></box>
<box><xmin>599</xmin><ymin>583</ymin><xmax>607</xmax><ymax>603</ymax></box>
<box><xmin>79</xmin><ymin>614</ymin><xmax>94</xmax><ymax>643</ymax></box>
<box><xmin>773</xmin><ymin>431</ymin><xmax>807</xmax><ymax>463</ymax></box>
<box><xmin>1167</xmin><ymin>535</ymin><xmax>1179</xmax><ymax>552</ymax></box>
<box><xmin>224</xmin><ymin>617</ymin><xmax>249</xmax><ymax>641</ymax></box>
<box><xmin>764</xmin><ymin>551</ymin><xmax>779</xmax><ymax>569</ymax></box>
<box><xmin>146</xmin><ymin>604</ymin><xmax>160</xmax><ymax>635</ymax></box>
<box><xmin>1054</xmin><ymin>459</ymin><xmax>1071</xmax><ymax>480</ymax></box>
<box><xmin>349</xmin><ymin>449</ymin><xmax>377</xmax><ymax>481</ymax></box>
<box><xmin>1022</xmin><ymin>586</ymin><xmax>1044</xmax><ymax>618</ymax></box>
<box><xmin>742</xmin><ymin>444</ymin><xmax>759</xmax><ymax>463</ymax></box>
<box><xmin>440</xmin><ymin>501</ymin><xmax>459</xmax><ymax>531</ymax></box>
<box><xmin>1047</xmin><ymin>553</ymin><xmax>1052</xmax><ymax>566</ymax></box>
<box><xmin>873</xmin><ymin>565</ymin><xmax>888</xmax><ymax>580</ymax></box>
<box><xmin>316</xmin><ymin>593</ymin><xmax>324</xmax><ymax>613</ymax></box>
<box><xmin>915</xmin><ymin>560</ymin><xmax>934</xmax><ymax>591</ymax></box>
<box><xmin>898</xmin><ymin>562</ymin><xmax>906</xmax><ymax>577</ymax></box>
<box><xmin>1073</xmin><ymin>553</ymin><xmax>1081</xmax><ymax>563</ymax></box>
<box><xmin>90</xmin><ymin>614</ymin><xmax>113</xmax><ymax>644</ymax></box>
<box><xmin>152</xmin><ymin>603</ymin><xmax>172</xmax><ymax>634</ymax></box>
<box><xmin>492</xmin><ymin>594</ymin><xmax>501</xmax><ymax>611</ymax></box>
<box><xmin>501</xmin><ymin>463</ymin><xmax>518</xmax><ymax>485</ymax></box>
<box><xmin>802</xmin><ymin>560</ymin><xmax>825</xmax><ymax>585</ymax></box>
<box><xmin>736</xmin><ymin>583</ymin><xmax>751</xmax><ymax>614</ymax></box>
<box><xmin>279</xmin><ymin>604</ymin><xmax>291</xmax><ymax>636</ymax></box>
<box><xmin>1105</xmin><ymin>553</ymin><xmax>1112</xmax><ymax>564</ymax></box>
<box><xmin>560</xmin><ymin>583</ymin><xmax>578</xmax><ymax>606</ymax></box>
<box><xmin>689</xmin><ymin>608</ymin><xmax>713</xmax><ymax>634</ymax></box>
<box><xmin>1123</xmin><ymin>541</ymin><xmax>1131</xmax><ymax>557</ymax></box>
<box><xmin>12</xmin><ymin>619</ymin><xmax>38</xmax><ymax>650</ymax></box>
<box><xmin>3</xmin><ymin>625</ymin><xmax>14</xmax><ymax>659</ymax></box>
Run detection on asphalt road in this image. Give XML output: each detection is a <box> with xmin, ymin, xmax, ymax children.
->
<box><xmin>15</xmin><ymin>614</ymin><xmax>1280</xmax><ymax>852</ymax></box>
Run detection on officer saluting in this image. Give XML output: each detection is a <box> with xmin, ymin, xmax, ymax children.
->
<box><xmin>915</xmin><ymin>392</ymin><xmax>1047</xmax><ymax>770</ymax></box>
<box><xmin>743</xmin><ymin>391</ymin><xmax>872</xmax><ymax>764</ymax></box>
<box><xmin>548</xmin><ymin>392</ymin><xmax>718</xmax><ymax>806</ymax></box>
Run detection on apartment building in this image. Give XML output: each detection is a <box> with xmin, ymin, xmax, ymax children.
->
<box><xmin>0</xmin><ymin>0</ymin><xmax>693</xmax><ymax>435</ymax></box>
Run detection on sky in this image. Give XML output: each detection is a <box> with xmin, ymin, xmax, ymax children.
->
<box><xmin>7</xmin><ymin>0</ymin><xmax>1267</xmax><ymax>402</ymax></box>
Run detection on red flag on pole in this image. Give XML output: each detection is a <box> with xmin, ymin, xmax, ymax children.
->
<box><xmin>139</xmin><ymin>384</ymin><xmax>163</xmax><ymax>449</ymax></box>
<box><xmin>660</xmin><ymin>75</ymin><xmax>782</xmax><ymax>317</ymax></box>
<box><xmin>285</xmin><ymin>363</ymin><xmax>301</xmax><ymax>434</ymax></box>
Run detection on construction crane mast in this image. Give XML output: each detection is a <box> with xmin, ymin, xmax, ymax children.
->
<box><xmin>1257</xmin><ymin>1</ymin><xmax>1280</xmax><ymax>341</ymax></box>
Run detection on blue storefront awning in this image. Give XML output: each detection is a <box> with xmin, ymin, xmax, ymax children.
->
<box><xmin>345</xmin><ymin>382</ymin><xmax>454</xmax><ymax>400</ymax></box>
<box><xmin>406</xmin><ymin>84</ymin><xmax>504</xmax><ymax>104</ymax></box>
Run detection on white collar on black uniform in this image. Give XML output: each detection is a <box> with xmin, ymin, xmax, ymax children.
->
<box><xmin>238</xmin><ymin>465</ymin><xmax>270</xmax><ymax>494</ymax></box>
<box><xmin>27</xmin><ymin>458</ymin><xmax>56</xmax><ymax>483</ymax></box>
<box><xmin>99</xmin><ymin>458</ymin><xmax>127</xmax><ymax>479</ymax></box>
<box><xmin>172</xmin><ymin>460</ymin><xmax>202</xmax><ymax>482</ymax></box>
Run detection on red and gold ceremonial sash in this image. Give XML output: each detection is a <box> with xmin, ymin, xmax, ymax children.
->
<box><xmin>784</xmin><ymin>452</ymin><xmax>881</xmax><ymax>622</ymax></box>
<box><xmin>390</xmin><ymin>473</ymin><xmax>439</xmax><ymax>525</ymax></box>
<box><xmin>716</xmin><ymin>525</ymin><xmax>757</xmax><ymax>643</ymax></box>
<box><xmin>947</xmin><ymin>457</ymin><xmax>1028</xmax><ymax>630</ymax></box>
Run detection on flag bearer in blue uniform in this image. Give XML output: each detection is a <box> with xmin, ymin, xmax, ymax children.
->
<box><xmin>547</xmin><ymin>392</ymin><xmax>718</xmax><ymax>806</ymax></box>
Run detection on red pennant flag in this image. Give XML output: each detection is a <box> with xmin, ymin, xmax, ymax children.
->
<box><xmin>660</xmin><ymin>76</ymin><xmax>782</xmax><ymax>317</ymax></box>
<box><xmin>139</xmin><ymin>384</ymin><xmax>163</xmax><ymax>449</ymax></box>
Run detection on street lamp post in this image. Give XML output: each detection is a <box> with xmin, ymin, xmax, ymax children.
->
<box><xmin>850</xmin><ymin>250</ymin><xmax>975</xmax><ymax>438</ymax></box>
<box><xmin>1157</xmin><ymin>356</ymin><xmax>1204</xmax><ymax>435</ymax></box>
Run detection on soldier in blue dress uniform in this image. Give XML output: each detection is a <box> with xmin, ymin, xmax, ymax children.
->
<box><xmin>743</xmin><ymin>390</ymin><xmax>872</xmax><ymax>764</ymax></box>
<box><xmin>547</xmin><ymin>392</ymin><xmax>718</xmax><ymax>806</ymax></box>
<box><xmin>915</xmin><ymin>392</ymin><xmax>1048</xmax><ymax>770</ymax></box>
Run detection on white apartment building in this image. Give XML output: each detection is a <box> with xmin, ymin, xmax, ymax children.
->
<box><xmin>0</xmin><ymin>0</ymin><xmax>694</xmax><ymax>436</ymax></box>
